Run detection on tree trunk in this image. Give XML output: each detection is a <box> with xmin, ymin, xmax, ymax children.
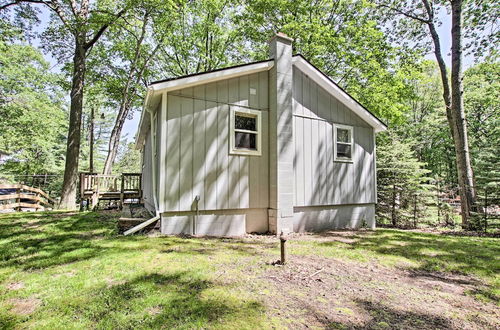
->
<box><xmin>102</xmin><ymin>15</ymin><xmax>152</xmax><ymax>175</ymax></box>
<box><xmin>59</xmin><ymin>41</ymin><xmax>86</xmax><ymax>209</ymax></box>
<box><xmin>391</xmin><ymin>184</ymin><xmax>397</xmax><ymax>227</ymax></box>
<box><xmin>422</xmin><ymin>0</ymin><xmax>476</xmax><ymax>227</ymax></box>
<box><xmin>102</xmin><ymin>102</ymin><xmax>129</xmax><ymax>175</ymax></box>
<box><xmin>450</xmin><ymin>0</ymin><xmax>476</xmax><ymax>227</ymax></box>
<box><xmin>89</xmin><ymin>106</ymin><xmax>95</xmax><ymax>173</ymax></box>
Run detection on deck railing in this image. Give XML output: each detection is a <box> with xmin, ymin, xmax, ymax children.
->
<box><xmin>79</xmin><ymin>173</ymin><xmax>142</xmax><ymax>209</ymax></box>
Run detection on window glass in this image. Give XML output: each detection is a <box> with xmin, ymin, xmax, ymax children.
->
<box><xmin>336</xmin><ymin>143</ymin><xmax>351</xmax><ymax>159</ymax></box>
<box><xmin>231</xmin><ymin>108</ymin><xmax>261</xmax><ymax>156</ymax></box>
<box><xmin>337</xmin><ymin>128</ymin><xmax>350</xmax><ymax>143</ymax></box>
<box><xmin>235</xmin><ymin>132</ymin><xmax>257</xmax><ymax>150</ymax></box>
<box><xmin>335</xmin><ymin>125</ymin><xmax>353</xmax><ymax>161</ymax></box>
<box><xmin>235</xmin><ymin>115</ymin><xmax>256</xmax><ymax>131</ymax></box>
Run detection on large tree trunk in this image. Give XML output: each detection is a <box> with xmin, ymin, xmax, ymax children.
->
<box><xmin>422</xmin><ymin>0</ymin><xmax>476</xmax><ymax>227</ymax></box>
<box><xmin>450</xmin><ymin>0</ymin><xmax>476</xmax><ymax>227</ymax></box>
<box><xmin>59</xmin><ymin>41</ymin><xmax>86</xmax><ymax>209</ymax></box>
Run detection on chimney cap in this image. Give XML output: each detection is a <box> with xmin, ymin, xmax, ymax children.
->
<box><xmin>269</xmin><ymin>32</ymin><xmax>293</xmax><ymax>43</ymax></box>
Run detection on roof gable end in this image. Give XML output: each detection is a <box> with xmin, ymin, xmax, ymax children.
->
<box><xmin>292</xmin><ymin>55</ymin><xmax>387</xmax><ymax>132</ymax></box>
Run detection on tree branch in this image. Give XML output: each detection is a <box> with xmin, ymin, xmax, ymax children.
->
<box><xmin>378</xmin><ymin>3</ymin><xmax>430</xmax><ymax>24</ymax></box>
<box><xmin>0</xmin><ymin>0</ymin><xmax>46</xmax><ymax>11</ymax></box>
<box><xmin>83</xmin><ymin>7</ymin><xmax>127</xmax><ymax>50</ymax></box>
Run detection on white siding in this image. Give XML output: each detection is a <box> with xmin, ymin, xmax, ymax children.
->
<box><xmin>141</xmin><ymin>132</ymin><xmax>154</xmax><ymax>213</ymax></box>
<box><xmin>162</xmin><ymin>72</ymin><xmax>269</xmax><ymax>219</ymax></box>
<box><xmin>293</xmin><ymin>204</ymin><xmax>376</xmax><ymax>232</ymax></box>
<box><xmin>292</xmin><ymin>67</ymin><xmax>376</xmax><ymax>206</ymax></box>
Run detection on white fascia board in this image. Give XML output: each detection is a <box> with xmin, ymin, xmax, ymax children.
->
<box><xmin>135</xmin><ymin>87</ymin><xmax>155</xmax><ymax>149</ymax></box>
<box><xmin>292</xmin><ymin>56</ymin><xmax>387</xmax><ymax>133</ymax></box>
<box><xmin>150</xmin><ymin>60</ymin><xmax>274</xmax><ymax>93</ymax></box>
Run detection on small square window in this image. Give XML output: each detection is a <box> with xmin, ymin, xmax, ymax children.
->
<box><xmin>334</xmin><ymin>124</ymin><xmax>353</xmax><ymax>162</ymax></box>
<box><xmin>230</xmin><ymin>107</ymin><xmax>262</xmax><ymax>156</ymax></box>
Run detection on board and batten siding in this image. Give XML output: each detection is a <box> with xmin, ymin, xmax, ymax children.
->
<box><xmin>292</xmin><ymin>66</ymin><xmax>376</xmax><ymax>207</ymax></box>
<box><xmin>159</xmin><ymin>71</ymin><xmax>270</xmax><ymax>234</ymax></box>
<box><xmin>141</xmin><ymin>132</ymin><xmax>155</xmax><ymax>213</ymax></box>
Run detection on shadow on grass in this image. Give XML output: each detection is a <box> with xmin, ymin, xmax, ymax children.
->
<box><xmin>0</xmin><ymin>312</ymin><xmax>17</xmax><ymax>330</ymax></box>
<box><xmin>0</xmin><ymin>211</ymin><xmax>277</xmax><ymax>272</ymax></box>
<box><xmin>0</xmin><ymin>211</ymin><xmax>126</xmax><ymax>271</ymax></box>
<box><xmin>318</xmin><ymin>229</ymin><xmax>499</xmax><ymax>277</ymax></box>
<box><xmin>327</xmin><ymin>299</ymin><xmax>452</xmax><ymax>329</ymax></box>
<box><xmin>73</xmin><ymin>271</ymin><xmax>264</xmax><ymax>328</ymax></box>
<box><xmin>316</xmin><ymin>229</ymin><xmax>499</xmax><ymax>303</ymax></box>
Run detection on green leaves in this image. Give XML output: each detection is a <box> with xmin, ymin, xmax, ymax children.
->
<box><xmin>376</xmin><ymin>130</ymin><xmax>433</xmax><ymax>227</ymax></box>
<box><xmin>0</xmin><ymin>38</ymin><xmax>67</xmax><ymax>175</ymax></box>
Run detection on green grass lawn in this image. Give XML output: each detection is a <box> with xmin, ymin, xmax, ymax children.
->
<box><xmin>0</xmin><ymin>211</ymin><xmax>499</xmax><ymax>329</ymax></box>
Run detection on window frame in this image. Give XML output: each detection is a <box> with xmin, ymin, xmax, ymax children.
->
<box><xmin>333</xmin><ymin>123</ymin><xmax>354</xmax><ymax>162</ymax></box>
<box><xmin>229</xmin><ymin>106</ymin><xmax>262</xmax><ymax>156</ymax></box>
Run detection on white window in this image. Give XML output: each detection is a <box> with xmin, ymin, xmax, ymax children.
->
<box><xmin>230</xmin><ymin>107</ymin><xmax>262</xmax><ymax>156</ymax></box>
<box><xmin>334</xmin><ymin>124</ymin><xmax>353</xmax><ymax>162</ymax></box>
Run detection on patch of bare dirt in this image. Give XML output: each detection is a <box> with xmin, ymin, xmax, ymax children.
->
<box><xmin>105</xmin><ymin>278</ymin><xmax>126</xmax><ymax>288</ymax></box>
<box><xmin>6</xmin><ymin>282</ymin><xmax>25</xmax><ymax>291</ymax></box>
<box><xmin>147</xmin><ymin>306</ymin><xmax>162</xmax><ymax>316</ymax></box>
<box><xmin>257</xmin><ymin>256</ymin><xmax>499</xmax><ymax>329</ymax></box>
<box><xmin>22</xmin><ymin>221</ymin><xmax>41</xmax><ymax>229</ymax></box>
<box><xmin>8</xmin><ymin>297</ymin><xmax>41</xmax><ymax>315</ymax></box>
<box><xmin>52</xmin><ymin>270</ymin><xmax>76</xmax><ymax>279</ymax></box>
<box><xmin>224</xmin><ymin>233</ymin><xmax>498</xmax><ymax>329</ymax></box>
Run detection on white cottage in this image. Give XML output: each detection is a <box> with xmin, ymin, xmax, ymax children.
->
<box><xmin>135</xmin><ymin>33</ymin><xmax>387</xmax><ymax>236</ymax></box>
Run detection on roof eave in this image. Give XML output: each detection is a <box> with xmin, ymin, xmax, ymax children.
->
<box><xmin>134</xmin><ymin>87</ymin><xmax>155</xmax><ymax>149</ymax></box>
<box><xmin>149</xmin><ymin>59</ymin><xmax>274</xmax><ymax>94</ymax></box>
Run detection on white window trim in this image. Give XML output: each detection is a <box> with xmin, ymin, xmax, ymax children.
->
<box><xmin>334</xmin><ymin>123</ymin><xmax>354</xmax><ymax>162</ymax></box>
<box><xmin>229</xmin><ymin>107</ymin><xmax>262</xmax><ymax>156</ymax></box>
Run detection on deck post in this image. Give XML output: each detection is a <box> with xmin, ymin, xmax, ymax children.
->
<box><xmin>15</xmin><ymin>186</ymin><xmax>21</xmax><ymax>212</ymax></box>
<box><xmin>34</xmin><ymin>189</ymin><xmax>40</xmax><ymax>210</ymax></box>
<box><xmin>120</xmin><ymin>174</ymin><xmax>125</xmax><ymax>210</ymax></box>
<box><xmin>79</xmin><ymin>173</ymin><xmax>85</xmax><ymax>211</ymax></box>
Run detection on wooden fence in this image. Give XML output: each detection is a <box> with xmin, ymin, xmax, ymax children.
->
<box><xmin>0</xmin><ymin>184</ymin><xmax>55</xmax><ymax>211</ymax></box>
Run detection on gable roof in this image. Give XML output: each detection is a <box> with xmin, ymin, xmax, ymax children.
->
<box><xmin>292</xmin><ymin>55</ymin><xmax>387</xmax><ymax>132</ymax></box>
<box><xmin>136</xmin><ymin>55</ymin><xmax>387</xmax><ymax>147</ymax></box>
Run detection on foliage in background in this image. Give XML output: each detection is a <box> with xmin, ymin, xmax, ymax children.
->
<box><xmin>376</xmin><ymin>131</ymin><xmax>432</xmax><ymax>228</ymax></box>
<box><xmin>155</xmin><ymin>0</ymin><xmax>246</xmax><ymax>77</ymax></box>
<box><xmin>79</xmin><ymin>87</ymin><xmax>117</xmax><ymax>173</ymax></box>
<box><xmin>88</xmin><ymin>0</ymin><xmax>178</xmax><ymax>174</ymax></box>
<box><xmin>0</xmin><ymin>32</ymin><xmax>67</xmax><ymax>176</ymax></box>
<box><xmin>465</xmin><ymin>62</ymin><xmax>500</xmax><ymax>230</ymax></box>
<box><xmin>113</xmin><ymin>142</ymin><xmax>141</xmax><ymax>174</ymax></box>
<box><xmin>239</xmin><ymin>0</ymin><xmax>421</xmax><ymax>125</ymax></box>
<box><xmin>398</xmin><ymin>60</ymin><xmax>458</xmax><ymax>187</ymax></box>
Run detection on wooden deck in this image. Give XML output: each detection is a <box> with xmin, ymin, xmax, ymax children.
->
<box><xmin>80</xmin><ymin>173</ymin><xmax>142</xmax><ymax>210</ymax></box>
